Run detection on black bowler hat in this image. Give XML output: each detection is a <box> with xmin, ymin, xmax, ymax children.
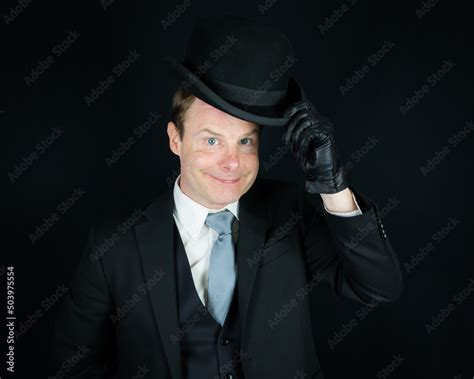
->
<box><xmin>162</xmin><ymin>15</ymin><xmax>305</xmax><ymax>127</ymax></box>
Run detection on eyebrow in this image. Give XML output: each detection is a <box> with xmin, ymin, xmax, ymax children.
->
<box><xmin>196</xmin><ymin>127</ymin><xmax>259</xmax><ymax>137</ymax></box>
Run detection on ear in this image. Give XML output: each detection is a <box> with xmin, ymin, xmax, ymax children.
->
<box><xmin>167</xmin><ymin>121</ymin><xmax>181</xmax><ymax>156</ymax></box>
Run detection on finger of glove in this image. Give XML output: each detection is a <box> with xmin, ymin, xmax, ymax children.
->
<box><xmin>284</xmin><ymin>101</ymin><xmax>314</xmax><ymax>118</ymax></box>
<box><xmin>298</xmin><ymin>127</ymin><xmax>330</xmax><ymax>167</ymax></box>
<box><xmin>282</xmin><ymin>109</ymin><xmax>312</xmax><ymax>146</ymax></box>
<box><xmin>315</xmin><ymin>115</ymin><xmax>336</xmax><ymax>135</ymax></box>
<box><xmin>289</xmin><ymin>118</ymin><xmax>313</xmax><ymax>153</ymax></box>
<box><xmin>294</xmin><ymin>132</ymin><xmax>316</xmax><ymax>171</ymax></box>
<box><xmin>292</xmin><ymin>124</ymin><xmax>318</xmax><ymax>169</ymax></box>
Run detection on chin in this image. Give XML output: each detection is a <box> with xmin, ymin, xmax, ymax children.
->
<box><xmin>209</xmin><ymin>186</ymin><xmax>243</xmax><ymax>204</ymax></box>
<box><xmin>213</xmin><ymin>189</ymin><xmax>240</xmax><ymax>202</ymax></box>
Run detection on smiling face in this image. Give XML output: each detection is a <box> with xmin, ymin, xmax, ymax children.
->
<box><xmin>167</xmin><ymin>97</ymin><xmax>260</xmax><ymax>210</ymax></box>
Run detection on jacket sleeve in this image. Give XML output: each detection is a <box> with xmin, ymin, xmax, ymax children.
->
<box><xmin>297</xmin><ymin>184</ymin><xmax>404</xmax><ymax>305</ymax></box>
<box><xmin>50</xmin><ymin>224</ymin><xmax>117</xmax><ymax>378</ymax></box>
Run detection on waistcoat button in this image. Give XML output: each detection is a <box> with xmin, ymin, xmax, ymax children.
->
<box><xmin>220</xmin><ymin>338</ymin><xmax>230</xmax><ymax>345</ymax></box>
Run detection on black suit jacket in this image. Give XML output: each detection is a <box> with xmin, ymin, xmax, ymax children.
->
<box><xmin>50</xmin><ymin>178</ymin><xmax>403</xmax><ymax>378</ymax></box>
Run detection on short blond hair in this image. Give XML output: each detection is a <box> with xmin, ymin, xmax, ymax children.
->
<box><xmin>170</xmin><ymin>87</ymin><xmax>196</xmax><ymax>140</ymax></box>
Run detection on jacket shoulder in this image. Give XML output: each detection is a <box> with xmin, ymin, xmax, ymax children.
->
<box><xmin>90</xmin><ymin>192</ymin><xmax>164</xmax><ymax>243</ymax></box>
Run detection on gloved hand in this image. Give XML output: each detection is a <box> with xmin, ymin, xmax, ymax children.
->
<box><xmin>282</xmin><ymin>100</ymin><xmax>348</xmax><ymax>194</ymax></box>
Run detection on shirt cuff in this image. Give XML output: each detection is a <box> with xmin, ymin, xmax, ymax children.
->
<box><xmin>323</xmin><ymin>190</ymin><xmax>363</xmax><ymax>217</ymax></box>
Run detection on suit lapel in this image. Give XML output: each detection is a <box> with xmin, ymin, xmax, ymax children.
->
<box><xmin>134</xmin><ymin>180</ymin><xmax>268</xmax><ymax>376</ymax></box>
<box><xmin>235</xmin><ymin>181</ymin><xmax>268</xmax><ymax>352</ymax></box>
<box><xmin>134</xmin><ymin>188</ymin><xmax>182</xmax><ymax>379</ymax></box>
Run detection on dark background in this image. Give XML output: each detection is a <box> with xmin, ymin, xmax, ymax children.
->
<box><xmin>2</xmin><ymin>0</ymin><xmax>473</xmax><ymax>378</ymax></box>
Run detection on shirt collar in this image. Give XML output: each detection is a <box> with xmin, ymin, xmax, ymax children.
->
<box><xmin>173</xmin><ymin>173</ymin><xmax>239</xmax><ymax>240</ymax></box>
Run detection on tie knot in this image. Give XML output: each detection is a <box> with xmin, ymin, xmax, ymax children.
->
<box><xmin>205</xmin><ymin>210</ymin><xmax>234</xmax><ymax>236</ymax></box>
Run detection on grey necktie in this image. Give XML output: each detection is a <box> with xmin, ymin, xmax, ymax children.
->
<box><xmin>205</xmin><ymin>209</ymin><xmax>236</xmax><ymax>326</ymax></box>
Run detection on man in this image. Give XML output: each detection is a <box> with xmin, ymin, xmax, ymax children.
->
<box><xmin>51</xmin><ymin>15</ymin><xmax>402</xmax><ymax>378</ymax></box>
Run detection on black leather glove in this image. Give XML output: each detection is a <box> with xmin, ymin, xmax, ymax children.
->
<box><xmin>282</xmin><ymin>100</ymin><xmax>348</xmax><ymax>194</ymax></box>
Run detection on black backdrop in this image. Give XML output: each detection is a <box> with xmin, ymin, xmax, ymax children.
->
<box><xmin>2</xmin><ymin>0</ymin><xmax>473</xmax><ymax>378</ymax></box>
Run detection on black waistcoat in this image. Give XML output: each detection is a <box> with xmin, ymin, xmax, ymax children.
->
<box><xmin>173</xmin><ymin>221</ymin><xmax>244</xmax><ymax>379</ymax></box>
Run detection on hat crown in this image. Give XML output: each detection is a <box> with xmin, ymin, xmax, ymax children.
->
<box><xmin>184</xmin><ymin>15</ymin><xmax>294</xmax><ymax>92</ymax></box>
<box><xmin>163</xmin><ymin>14</ymin><xmax>305</xmax><ymax>126</ymax></box>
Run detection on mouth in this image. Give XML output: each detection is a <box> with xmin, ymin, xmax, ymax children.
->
<box><xmin>207</xmin><ymin>174</ymin><xmax>240</xmax><ymax>184</ymax></box>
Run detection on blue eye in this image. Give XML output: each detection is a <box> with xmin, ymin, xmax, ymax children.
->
<box><xmin>207</xmin><ymin>137</ymin><xmax>217</xmax><ymax>145</ymax></box>
<box><xmin>241</xmin><ymin>138</ymin><xmax>253</xmax><ymax>145</ymax></box>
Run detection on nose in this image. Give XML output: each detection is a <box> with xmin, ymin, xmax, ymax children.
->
<box><xmin>220</xmin><ymin>146</ymin><xmax>240</xmax><ymax>171</ymax></box>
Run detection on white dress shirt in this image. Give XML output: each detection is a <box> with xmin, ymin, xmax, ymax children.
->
<box><xmin>172</xmin><ymin>174</ymin><xmax>362</xmax><ymax>306</ymax></box>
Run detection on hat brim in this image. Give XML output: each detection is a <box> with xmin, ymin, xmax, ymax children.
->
<box><xmin>162</xmin><ymin>56</ymin><xmax>305</xmax><ymax>127</ymax></box>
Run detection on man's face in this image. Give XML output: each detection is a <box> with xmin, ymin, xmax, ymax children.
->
<box><xmin>167</xmin><ymin>97</ymin><xmax>260</xmax><ymax>210</ymax></box>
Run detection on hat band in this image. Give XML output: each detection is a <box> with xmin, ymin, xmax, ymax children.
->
<box><xmin>206</xmin><ymin>77</ymin><xmax>287</xmax><ymax>106</ymax></box>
